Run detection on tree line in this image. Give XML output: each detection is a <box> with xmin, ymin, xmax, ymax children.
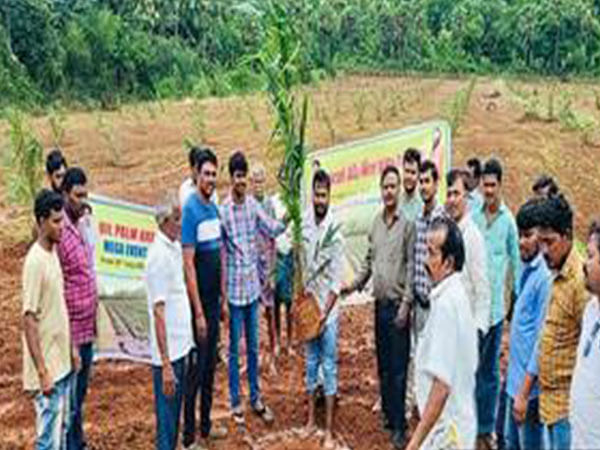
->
<box><xmin>2</xmin><ymin>0</ymin><xmax>600</xmax><ymax>111</ymax></box>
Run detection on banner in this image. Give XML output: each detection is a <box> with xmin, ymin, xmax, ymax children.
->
<box><xmin>303</xmin><ymin>120</ymin><xmax>452</xmax><ymax>278</ymax></box>
<box><xmin>89</xmin><ymin>194</ymin><xmax>157</xmax><ymax>362</ymax></box>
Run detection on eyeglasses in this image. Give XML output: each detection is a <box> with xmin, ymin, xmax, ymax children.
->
<box><xmin>583</xmin><ymin>320</ymin><xmax>600</xmax><ymax>358</ymax></box>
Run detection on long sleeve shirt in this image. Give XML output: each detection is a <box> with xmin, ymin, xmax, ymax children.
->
<box><xmin>506</xmin><ymin>253</ymin><xmax>551</xmax><ymax>400</ymax></box>
<box><xmin>303</xmin><ymin>210</ymin><xmax>344</xmax><ymax>326</ymax></box>
<box><xmin>472</xmin><ymin>201</ymin><xmax>521</xmax><ymax>327</ymax></box>
<box><xmin>351</xmin><ymin>206</ymin><xmax>416</xmax><ymax>304</ymax></box>
<box><xmin>220</xmin><ymin>195</ymin><xmax>285</xmax><ymax>306</ymax></box>
<box><xmin>458</xmin><ymin>213</ymin><xmax>491</xmax><ymax>334</ymax></box>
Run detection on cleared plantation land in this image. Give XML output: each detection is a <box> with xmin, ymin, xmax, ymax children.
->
<box><xmin>1</xmin><ymin>75</ymin><xmax>599</xmax><ymax>449</ymax></box>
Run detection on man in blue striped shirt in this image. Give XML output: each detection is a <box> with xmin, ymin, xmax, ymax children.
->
<box><xmin>504</xmin><ymin>199</ymin><xmax>552</xmax><ymax>450</ymax></box>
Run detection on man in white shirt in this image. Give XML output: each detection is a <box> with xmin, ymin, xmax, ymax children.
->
<box><xmin>146</xmin><ymin>191</ymin><xmax>195</xmax><ymax>450</ymax></box>
<box><xmin>179</xmin><ymin>147</ymin><xmax>218</xmax><ymax>208</ymax></box>
<box><xmin>406</xmin><ymin>216</ymin><xmax>478</xmax><ymax>450</ymax></box>
<box><xmin>445</xmin><ymin>168</ymin><xmax>491</xmax><ymax>335</ymax></box>
<box><xmin>570</xmin><ymin>220</ymin><xmax>600</xmax><ymax>449</ymax></box>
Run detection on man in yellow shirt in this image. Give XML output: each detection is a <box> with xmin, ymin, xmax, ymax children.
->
<box><xmin>22</xmin><ymin>189</ymin><xmax>78</xmax><ymax>449</ymax></box>
<box><xmin>535</xmin><ymin>194</ymin><xmax>588</xmax><ymax>450</ymax></box>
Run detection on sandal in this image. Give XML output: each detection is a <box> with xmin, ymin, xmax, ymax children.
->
<box><xmin>232</xmin><ymin>407</ymin><xmax>245</xmax><ymax>426</ymax></box>
<box><xmin>252</xmin><ymin>400</ymin><xmax>275</xmax><ymax>424</ymax></box>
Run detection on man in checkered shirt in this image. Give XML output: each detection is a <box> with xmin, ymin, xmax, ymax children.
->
<box><xmin>57</xmin><ymin>167</ymin><xmax>98</xmax><ymax>450</ymax></box>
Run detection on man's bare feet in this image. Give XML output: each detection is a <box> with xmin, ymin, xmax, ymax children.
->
<box><xmin>323</xmin><ymin>431</ymin><xmax>335</xmax><ymax>449</ymax></box>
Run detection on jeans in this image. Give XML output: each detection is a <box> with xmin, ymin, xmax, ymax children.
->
<box><xmin>306</xmin><ymin>317</ymin><xmax>338</xmax><ymax>396</ymax></box>
<box><xmin>375</xmin><ymin>300</ymin><xmax>410</xmax><ymax>437</ymax></box>
<box><xmin>33</xmin><ymin>372</ymin><xmax>72</xmax><ymax>450</ymax></box>
<box><xmin>543</xmin><ymin>418</ymin><xmax>571</xmax><ymax>450</ymax></box>
<box><xmin>504</xmin><ymin>396</ymin><xmax>544</xmax><ymax>450</ymax></box>
<box><xmin>497</xmin><ymin>383</ymin><xmax>508</xmax><ymax>450</ymax></box>
<box><xmin>68</xmin><ymin>342</ymin><xmax>94</xmax><ymax>449</ymax></box>
<box><xmin>476</xmin><ymin>321</ymin><xmax>503</xmax><ymax>434</ymax></box>
<box><xmin>228</xmin><ymin>300</ymin><xmax>260</xmax><ymax>408</ymax></box>
<box><xmin>153</xmin><ymin>357</ymin><xmax>186</xmax><ymax>450</ymax></box>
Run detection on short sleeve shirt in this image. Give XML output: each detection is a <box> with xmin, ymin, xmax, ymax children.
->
<box><xmin>181</xmin><ymin>193</ymin><xmax>221</xmax><ymax>253</ymax></box>
<box><xmin>22</xmin><ymin>243</ymin><xmax>72</xmax><ymax>391</ymax></box>
<box><xmin>146</xmin><ymin>231</ymin><xmax>194</xmax><ymax>366</ymax></box>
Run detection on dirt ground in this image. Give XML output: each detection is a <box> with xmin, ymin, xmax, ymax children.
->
<box><xmin>1</xmin><ymin>75</ymin><xmax>599</xmax><ymax>449</ymax></box>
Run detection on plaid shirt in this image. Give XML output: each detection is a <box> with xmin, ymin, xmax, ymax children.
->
<box><xmin>538</xmin><ymin>249</ymin><xmax>589</xmax><ymax>424</ymax></box>
<box><xmin>414</xmin><ymin>203</ymin><xmax>447</xmax><ymax>302</ymax></box>
<box><xmin>220</xmin><ymin>195</ymin><xmax>285</xmax><ymax>306</ymax></box>
<box><xmin>57</xmin><ymin>211</ymin><xmax>98</xmax><ymax>346</ymax></box>
<box><xmin>255</xmin><ymin>196</ymin><xmax>277</xmax><ymax>289</ymax></box>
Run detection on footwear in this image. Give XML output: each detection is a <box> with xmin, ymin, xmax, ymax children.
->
<box><xmin>477</xmin><ymin>433</ymin><xmax>498</xmax><ymax>450</ymax></box>
<box><xmin>208</xmin><ymin>424</ymin><xmax>228</xmax><ymax>440</ymax></box>
<box><xmin>391</xmin><ymin>431</ymin><xmax>408</xmax><ymax>450</ymax></box>
<box><xmin>372</xmin><ymin>398</ymin><xmax>382</xmax><ymax>413</ymax></box>
<box><xmin>184</xmin><ymin>443</ymin><xmax>208</xmax><ymax>450</ymax></box>
<box><xmin>232</xmin><ymin>405</ymin><xmax>245</xmax><ymax>426</ymax></box>
<box><xmin>252</xmin><ymin>399</ymin><xmax>275</xmax><ymax>424</ymax></box>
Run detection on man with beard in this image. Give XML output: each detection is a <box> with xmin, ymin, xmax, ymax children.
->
<box><xmin>472</xmin><ymin>159</ymin><xmax>521</xmax><ymax>450</ymax></box>
<box><xmin>503</xmin><ymin>199</ymin><xmax>551</xmax><ymax>450</ymax></box>
<box><xmin>302</xmin><ymin>169</ymin><xmax>344</xmax><ymax>449</ymax></box>
<box><xmin>445</xmin><ymin>169</ymin><xmax>490</xmax><ymax>338</ymax></box>
<box><xmin>46</xmin><ymin>148</ymin><xmax>68</xmax><ymax>193</ymax></box>
<box><xmin>406</xmin><ymin>217</ymin><xmax>478</xmax><ymax>450</ymax></box>
<box><xmin>220</xmin><ymin>151</ymin><xmax>286</xmax><ymax>427</ymax></box>
<box><xmin>343</xmin><ymin>165</ymin><xmax>416</xmax><ymax>449</ymax></box>
<box><xmin>400</xmin><ymin>148</ymin><xmax>423</xmax><ymax>222</ymax></box>
<box><xmin>535</xmin><ymin>195</ymin><xmax>588</xmax><ymax>450</ymax></box>
<box><xmin>58</xmin><ymin>167</ymin><xmax>98</xmax><ymax>450</ymax></box>
<box><xmin>181</xmin><ymin>148</ymin><xmax>228</xmax><ymax>449</ymax></box>
<box><xmin>180</xmin><ymin>146</ymin><xmax>218</xmax><ymax>208</ymax></box>
<box><xmin>570</xmin><ymin>219</ymin><xmax>600</xmax><ymax>449</ymax></box>
<box><xmin>23</xmin><ymin>190</ymin><xmax>76</xmax><ymax>449</ymax></box>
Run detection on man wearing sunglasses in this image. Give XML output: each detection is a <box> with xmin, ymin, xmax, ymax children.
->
<box><xmin>569</xmin><ymin>220</ymin><xmax>600</xmax><ymax>449</ymax></box>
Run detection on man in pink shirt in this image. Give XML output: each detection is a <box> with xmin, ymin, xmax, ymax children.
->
<box><xmin>57</xmin><ymin>167</ymin><xmax>98</xmax><ymax>450</ymax></box>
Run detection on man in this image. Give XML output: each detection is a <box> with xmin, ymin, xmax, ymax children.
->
<box><xmin>251</xmin><ymin>164</ymin><xmax>278</xmax><ymax>371</ymax></box>
<box><xmin>466</xmin><ymin>157</ymin><xmax>483</xmax><ymax>212</ymax></box>
<box><xmin>147</xmin><ymin>192</ymin><xmax>195</xmax><ymax>450</ymax></box>
<box><xmin>472</xmin><ymin>158</ymin><xmax>521</xmax><ymax>449</ymax></box>
<box><xmin>504</xmin><ymin>199</ymin><xmax>551</xmax><ymax>450</ymax></box>
<box><xmin>445</xmin><ymin>169</ymin><xmax>491</xmax><ymax>336</ymax></box>
<box><xmin>23</xmin><ymin>189</ymin><xmax>76</xmax><ymax>449</ymax></box>
<box><xmin>532</xmin><ymin>174</ymin><xmax>559</xmax><ymax>199</ymax></box>
<box><xmin>46</xmin><ymin>148</ymin><xmax>68</xmax><ymax>193</ymax></box>
<box><xmin>220</xmin><ymin>151</ymin><xmax>285</xmax><ymax>426</ymax></box>
<box><xmin>570</xmin><ymin>220</ymin><xmax>600</xmax><ymax>449</ymax></box>
<box><xmin>399</xmin><ymin>148</ymin><xmax>423</xmax><ymax>222</ymax></box>
<box><xmin>535</xmin><ymin>195</ymin><xmax>588</xmax><ymax>450</ymax></box>
<box><xmin>343</xmin><ymin>165</ymin><xmax>415</xmax><ymax>449</ymax></box>
<box><xmin>413</xmin><ymin>159</ymin><xmax>447</xmax><ymax>334</ymax></box>
<box><xmin>57</xmin><ymin>167</ymin><xmax>98</xmax><ymax>450</ymax></box>
<box><xmin>303</xmin><ymin>169</ymin><xmax>344</xmax><ymax>449</ymax></box>
<box><xmin>180</xmin><ymin>146</ymin><xmax>218</xmax><ymax>208</ymax></box>
<box><xmin>181</xmin><ymin>148</ymin><xmax>227</xmax><ymax>448</ymax></box>
<box><xmin>406</xmin><ymin>217</ymin><xmax>478</xmax><ymax>450</ymax></box>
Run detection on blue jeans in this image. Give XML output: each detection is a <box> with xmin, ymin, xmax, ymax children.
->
<box><xmin>152</xmin><ymin>356</ymin><xmax>187</xmax><ymax>450</ymax></box>
<box><xmin>476</xmin><ymin>321</ymin><xmax>503</xmax><ymax>434</ymax></box>
<box><xmin>543</xmin><ymin>418</ymin><xmax>571</xmax><ymax>450</ymax></box>
<box><xmin>68</xmin><ymin>343</ymin><xmax>93</xmax><ymax>450</ymax></box>
<box><xmin>504</xmin><ymin>396</ymin><xmax>544</xmax><ymax>450</ymax></box>
<box><xmin>305</xmin><ymin>317</ymin><xmax>338</xmax><ymax>396</ymax></box>
<box><xmin>33</xmin><ymin>372</ymin><xmax>72</xmax><ymax>450</ymax></box>
<box><xmin>228</xmin><ymin>300</ymin><xmax>260</xmax><ymax>408</ymax></box>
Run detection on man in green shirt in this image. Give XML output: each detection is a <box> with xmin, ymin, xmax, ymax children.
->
<box><xmin>400</xmin><ymin>148</ymin><xmax>424</xmax><ymax>222</ymax></box>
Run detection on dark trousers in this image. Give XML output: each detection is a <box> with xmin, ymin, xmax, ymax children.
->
<box><xmin>183</xmin><ymin>250</ymin><xmax>221</xmax><ymax>445</ymax></box>
<box><xmin>153</xmin><ymin>356</ymin><xmax>186</xmax><ymax>450</ymax></box>
<box><xmin>68</xmin><ymin>342</ymin><xmax>93</xmax><ymax>449</ymax></box>
<box><xmin>375</xmin><ymin>300</ymin><xmax>410</xmax><ymax>438</ymax></box>
<box><xmin>476</xmin><ymin>321</ymin><xmax>504</xmax><ymax>435</ymax></box>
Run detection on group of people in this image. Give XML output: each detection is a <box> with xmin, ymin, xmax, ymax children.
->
<box><xmin>21</xmin><ymin>144</ymin><xmax>600</xmax><ymax>450</ymax></box>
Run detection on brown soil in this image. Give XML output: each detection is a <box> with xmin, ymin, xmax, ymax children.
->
<box><xmin>1</xmin><ymin>75</ymin><xmax>599</xmax><ymax>449</ymax></box>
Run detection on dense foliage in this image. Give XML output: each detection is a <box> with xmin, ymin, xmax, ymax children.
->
<box><xmin>3</xmin><ymin>0</ymin><xmax>600</xmax><ymax>110</ymax></box>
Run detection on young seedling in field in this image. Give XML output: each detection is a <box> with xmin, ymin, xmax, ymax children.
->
<box><xmin>2</xmin><ymin>109</ymin><xmax>44</xmax><ymax>208</ymax></box>
<box><xmin>48</xmin><ymin>107</ymin><xmax>67</xmax><ymax>148</ymax></box>
<box><xmin>353</xmin><ymin>91</ymin><xmax>368</xmax><ymax>130</ymax></box>
<box><xmin>191</xmin><ymin>99</ymin><xmax>207</xmax><ymax>141</ymax></box>
<box><xmin>95</xmin><ymin>112</ymin><xmax>122</xmax><ymax>167</ymax></box>
<box><xmin>242</xmin><ymin>97</ymin><xmax>260</xmax><ymax>132</ymax></box>
<box><xmin>442</xmin><ymin>78</ymin><xmax>476</xmax><ymax>134</ymax></box>
<box><xmin>321</xmin><ymin>106</ymin><xmax>336</xmax><ymax>145</ymax></box>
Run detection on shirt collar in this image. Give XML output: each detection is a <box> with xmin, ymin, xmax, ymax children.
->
<box><xmin>156</xmin><ymin>229</ymin><xmax>178</xmax><ymax>249</ymax></box>
<box><xmin>556</xmin><ymin>247</ymin><xmax>580</xmax><ymax>281</ymax></box>
<box><xmin>430</xmin><ymin>272</ymin><xmax>461</xmax><ymax>299</ymax></box>
<box><xmin>524</xmin><ymin>252</ymin><xmax>544</xmax><ymax>271</ymax></box>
